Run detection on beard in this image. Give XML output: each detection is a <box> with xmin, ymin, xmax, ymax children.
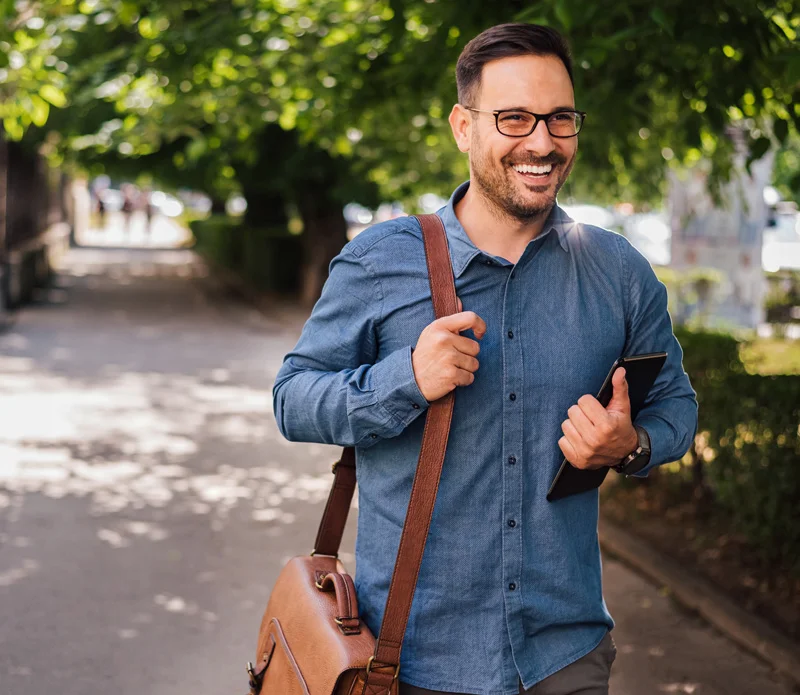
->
<box><xmin>471</xmin><ymin>139</ymin><xmax>575</xmax><ymax>222</ymax></box>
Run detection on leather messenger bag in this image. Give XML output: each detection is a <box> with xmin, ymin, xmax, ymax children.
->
<box><xmin>246</xmin><ymin>214</ymin><xmax>459</xmax><ymax>695</ymax></box>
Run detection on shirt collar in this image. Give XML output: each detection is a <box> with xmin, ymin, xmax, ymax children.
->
<box><xmin>437</xmin><ymin>181</ymin><xmax>573</xmax><ymax>278</ymax></box>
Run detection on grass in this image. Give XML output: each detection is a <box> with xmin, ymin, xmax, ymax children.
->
<box><xmin>739</xmin><ymin>337</ymin><xmax>800</xmax><ymax>375</ymax></box>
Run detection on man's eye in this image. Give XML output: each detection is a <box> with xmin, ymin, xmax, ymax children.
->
<box><xmin>551</xmin><ymin>113</ymin><xmax>574</xmax><ymax>122</ymax></box>
<box><xmin>500</xmin><ymin>113</ymin><xmax>529</xmax><ymax>122</ymax></box>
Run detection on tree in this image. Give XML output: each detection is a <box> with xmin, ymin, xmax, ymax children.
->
<box><xmin>4</xmin><ymin>0</ymin><xmax>798</xmax><ymax>302</ymax></box>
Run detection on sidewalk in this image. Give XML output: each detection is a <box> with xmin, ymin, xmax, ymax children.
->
<box><xmin>599</xmin><ymin>518</ymin><xmax>800</xmax><ymax>687</ymax></box>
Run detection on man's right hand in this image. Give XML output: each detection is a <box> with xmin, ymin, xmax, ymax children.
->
<box><xmin>411</xmin><ymin>298</ymin><xmax>487</xmax><ymax>403</ymax></box>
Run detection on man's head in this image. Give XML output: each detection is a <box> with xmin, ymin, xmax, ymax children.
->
<box><xmin>449</xmin><ymin>24</ymin><xmax>580</xmax><ymax>222</ymax></box>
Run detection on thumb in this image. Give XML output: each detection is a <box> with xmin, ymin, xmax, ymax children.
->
<box><xmin>457</xmin><ymin>296</ymin><xmax>463</xmax><ymax>312</ymax></box>
<box><xmin>606</xmin><ymin>367</ymin><xmax>630</xmax><ymax>414</ymax></box>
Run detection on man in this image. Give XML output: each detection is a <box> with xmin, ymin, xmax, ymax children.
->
<box><xmin>273</xmin><ymin>23</ymin><xmax>697</xmax><ymax>695</ymax></box>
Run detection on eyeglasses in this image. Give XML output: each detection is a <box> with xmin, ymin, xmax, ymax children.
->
<box><xmin>465</xmin><ymin>107</ymin><xmax>586</xmax><ymax>138</ymax></box>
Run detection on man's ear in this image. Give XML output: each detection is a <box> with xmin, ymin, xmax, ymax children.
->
<box><xmin>448</xmin><ymin>104</ymin><xmax>471</xmax><ymax>153</ymax></box>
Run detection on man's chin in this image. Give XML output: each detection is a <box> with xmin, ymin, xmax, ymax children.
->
<box><xmin>514</xmin><ymin>178</ymin><xmax>556</xmax><ymax>204</ymax></box>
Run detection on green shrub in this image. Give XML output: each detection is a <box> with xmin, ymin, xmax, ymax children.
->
<box><xmin>190</xmin><ymin>216</ymin><xmax>303</xmax><ymax>294</ymax></box>
<box><xmin>670</xmin><ymin>328</ymin><xmax>800</xmax><ymax>573</ymax></box>
<box><xmin>701</xmin><ymin>371</ymin><xmax>800</xmax><ymax>572</ymax></box>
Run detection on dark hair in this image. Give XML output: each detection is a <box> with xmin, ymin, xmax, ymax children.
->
<box><xmin>456</xmin><ymin>23</ymin><xmax>573</xmax><ymax>107</ymax></box>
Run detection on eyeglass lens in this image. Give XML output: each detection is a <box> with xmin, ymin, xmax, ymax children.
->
<box><xmin>497</xmin><ymin>111</ymin><xmax>582</xmax><ymax>137</ymax></box>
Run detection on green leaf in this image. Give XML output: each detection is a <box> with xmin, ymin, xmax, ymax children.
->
<box><xmin>3</xmin><ymin>117</ymin><xmax>23</xmax><ymax>141</ymax></box>
<box><xmin>186</xmin><ymin>136</ymin><xmax>207</xmax><ymax>162</ymax></box>
<box><xmin>30</xmin><ymin>95</ymin><xmax>50</xmax><ymax>127</ymax></box>
<box><xmin>554</xmin><ymin>0</ymin><xmax>572</xmax><ymax>31</ymax></box>
<box><xmin>39</xmin><ymin>84</ymin><xmax>67</xmax><ymax>108</ymax></box>
<box><xmin>650</xmin><ymin>8</ymin><xmax>674</xmax><ymax>37</ymax></box>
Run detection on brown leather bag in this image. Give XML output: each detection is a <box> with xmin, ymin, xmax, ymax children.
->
<box><xmin>247</xmin><ymin>214</ymin><xmax>458</xmax><ymax>695</ymax></box>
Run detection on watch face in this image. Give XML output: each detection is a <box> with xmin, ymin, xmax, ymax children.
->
<box><xmin>624</xmin><ymin>453</ymin><xmax>649</xmax><ymax>475</ymax></box>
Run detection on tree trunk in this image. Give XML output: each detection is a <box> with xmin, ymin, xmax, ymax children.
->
<box><xmin>242</xmin><ymin>189</ymin><xmax>287</xmax><ymax>229</ymax></box>
<box><xmin>210</xmin><ymin>197</ymin><xmax>227</xmax><ymax>216</ymax></box>
<box><xmin>0</xmin><ymin>129</ymin><xmax>8</xmax><ymax>318</ymax></box>
<box><xmin>298</xmin><ymin>191</ymin><xmax>348</xmax><ymax>308</ymax></box>
<box><xmin>0</xmin><ymin>129</ymin><xmax>7</xmax><ymax>260</ymax></box>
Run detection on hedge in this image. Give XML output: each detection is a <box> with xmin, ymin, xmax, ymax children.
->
<box><xmin>189</xmin><ymin>215</ymin><xmax>303</xmax><ymax>295</ymax></box>
<box><xmin>671</xmin><ymin>328</ymin><xmax>800</xmax><ymax>573</ymax></box>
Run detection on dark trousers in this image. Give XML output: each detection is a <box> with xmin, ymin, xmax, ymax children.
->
<box><xmin>399</xmin><ymin>632</ymin><xmax>617</xmax><ymax>695</ymax></box>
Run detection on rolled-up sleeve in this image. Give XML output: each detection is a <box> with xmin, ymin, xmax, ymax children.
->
<box><xmin>273</xmin><ymin>247</ymin><xmax>429</xmax><ymax>448</ymax></box>
<box><xmin>620</xmin><ymin>239</ymin><xmax>698</xmax><ymax>477</ymax></box>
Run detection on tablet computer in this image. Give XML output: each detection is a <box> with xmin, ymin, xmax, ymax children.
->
<box><xmin>546</xmin><ymin>352</ymin><xmax>667</xmax><ymax>502</ymax></box>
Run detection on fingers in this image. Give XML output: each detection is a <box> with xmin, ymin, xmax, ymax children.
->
<box><xmin>558</xmin><ymin>435</ymin><xmax>579</xmax><ymax>465</ymax></box>
<box><xmin>453</xmin><ymin>367</ymin><xmax>476</xmax><ymax>387</ymax></box>
<box><xmin>438</xmin><ymin>311</ymin><xmax>487</xmax><ymax>339</ymax></box>
<box><xmin>451</xmin><ymin>349</ymin><xmax>480</xmax><ymax>374</ymax></box>
<box><xmin>575</xmin><ymin>394</ymin><xmax>606</xmax><ymax>425</ymax></box>
<box><xmin>566</xmin><ymin>403</ymin><xmax>597</xmax><ymax>444</ymax></box>
<box><xmin>451</xmin><ymin>333</ymin><xmax>481</xmax><ymax>357</ymax></box>
<box><xmin>561</xmin><ymin>418</ymin><xmax>587</xmax><ymax>456</ymax></box>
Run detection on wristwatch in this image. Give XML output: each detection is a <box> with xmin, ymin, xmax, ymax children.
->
<box><xmin>613</xmin><ymin>425</ymin><xmax>651</xmax><ymax>476</ymax></box>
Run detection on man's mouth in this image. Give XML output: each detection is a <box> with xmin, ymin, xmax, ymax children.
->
<box><xmin>511</xmin><ymin>163</ymin><xmax>554</xmax><ymax>180</ymax></box>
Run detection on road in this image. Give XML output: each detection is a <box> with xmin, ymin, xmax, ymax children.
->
<box><xmin>0</xmin><ymin>246</ymin><xmax>793</xmax><ymax>695</ymax></box>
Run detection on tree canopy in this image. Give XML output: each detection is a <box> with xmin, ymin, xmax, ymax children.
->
<box><xmin>3</xmin><ymin>0</ymin><xmax>798</xmax><ymax>207</ymax></box>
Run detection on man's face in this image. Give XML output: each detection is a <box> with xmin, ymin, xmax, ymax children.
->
<box><xmin>455</xmin><ymin>54</ymin><xmax>578</xmax><ymax>221</ymax></box>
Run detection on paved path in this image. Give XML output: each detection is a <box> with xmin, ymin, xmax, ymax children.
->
<box><xmin>0</xmin><ymin>248</ymin><xmax>793</xmax><ymax>695</ymax></box>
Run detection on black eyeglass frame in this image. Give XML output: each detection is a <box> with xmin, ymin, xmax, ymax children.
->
<box><xmin>465</xmin><ymin>107</ymin><xmax>587</xmax><ymax>139</ymax></box>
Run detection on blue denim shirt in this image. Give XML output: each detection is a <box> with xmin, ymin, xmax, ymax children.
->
<box><xmin>273</xmin><ymin>182</ymin><xmax>698</xmax><ymax>695</ymax></box>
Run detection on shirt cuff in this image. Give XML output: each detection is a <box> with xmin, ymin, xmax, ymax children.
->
<box><xmin>629</xmin><ymin>416</ymin><xmax>669</xmax><ymax>478</ymax></box>
<box><xmin>371</xmin><ymin>346</ymin><xmax>430</xmax><ymax>433</ymax></box>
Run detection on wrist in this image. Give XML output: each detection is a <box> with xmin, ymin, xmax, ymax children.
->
<box><xmin>614</xmin><ymin>425</ymin><xmax>651</xmax><ymax>476</ymax></box>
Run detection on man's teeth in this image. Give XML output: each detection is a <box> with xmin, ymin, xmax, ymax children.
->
<box><xmin>513</xmin><ymin>164</ymin><xmax>552</xmax><ymax>175</ymax></box>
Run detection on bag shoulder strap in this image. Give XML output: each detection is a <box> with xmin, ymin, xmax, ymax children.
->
<box><xmin>312</xmin><ymin>214</ymin><xmax>457</xmax><ymax>690</ymax></box>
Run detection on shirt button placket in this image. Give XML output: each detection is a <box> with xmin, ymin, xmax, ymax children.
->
<box><xmin>502</xmin><ymin>263</ymin><xmax>524</xmax><ymax>637</ymax></box>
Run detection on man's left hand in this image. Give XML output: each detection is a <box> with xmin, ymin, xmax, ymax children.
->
<box><xmin>558</xmin><ymin>367</ymin><xmax>638</xmax><ymax>470</ymax></box>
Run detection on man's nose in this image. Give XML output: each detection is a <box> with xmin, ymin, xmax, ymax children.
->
<box><xmin>521</xmin><ymin>118</ymin><xmax>556</xmax><ymax>156</ymax></box>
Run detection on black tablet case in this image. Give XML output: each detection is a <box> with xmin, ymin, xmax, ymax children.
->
<box><xmin>546</xmin><ymin>352</ymin><xmax>667</xmax><ymax>502</ymax></box>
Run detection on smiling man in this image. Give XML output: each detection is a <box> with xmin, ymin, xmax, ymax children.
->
<box><xmin>273</xmin><ymin>23</ymin><xmax>697</xmax><ymax>695</ymax></box>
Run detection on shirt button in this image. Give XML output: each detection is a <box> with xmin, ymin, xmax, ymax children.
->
<box><xmin>509</xmin><ymin>393</ymin><xmax>516</xmax><ymax>401</ymax></box>
<box><xmin>370</xmin><ymin>434</ymin><xmax>378</xmax><ymax>439</ymax></box>
<box><xmin>507</xmin><ymin>330</ymin><xmax>514</xmax><ymax>339</ymax></box>
<box><xmin>508</xmin><ymin>583</ymin><xmax>517</xmax><ymax>591</ymax></box>
<box><xmin>508</xmin><ymin>456</ymin><xmax>517</xmax><ymax>465</ymax></box>
<box><xmin>412</xmin><ymin>403</ymin><xmax>420</xmax><ymax>410</ymax></box>
<box><xmin>507</xmin><ymin>519</ymin><xmax>516</xmax><ymax>528</ymax></box>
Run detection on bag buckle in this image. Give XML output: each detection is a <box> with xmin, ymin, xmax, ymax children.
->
<box><xmin>366</xmin><ymin>656</ymin><xmax>400</xmax><ymax>680</ymax></box>
<box><xmin>246</xmin><ymin>661</ymin><xmax>262</xmax><ymax>694</ymax></box>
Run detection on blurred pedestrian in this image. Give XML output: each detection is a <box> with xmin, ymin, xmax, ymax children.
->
<box><xmin>272</xmin><ymin>23</ymin><xmax>698</xmax><ymax>695</ymax></box>
<box><xmin>141</xmin><ymin>187</ymin><xmax>155</xmax><ymax>236</ymax></box>
<box><xmin>121</xmin><ymin>184</ymin><xmax>135</xmax><ymax>237</ymax></box>
<box><xmin>96</xmin><ymin>195</ymin><xmax>106</xmax><ymax>229</ymax></box>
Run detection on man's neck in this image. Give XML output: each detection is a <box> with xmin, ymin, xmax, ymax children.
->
<box><xmin>454</xmin><ymin>183</ymin><xmax>553</xmax><ymax>264</ymax></box>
